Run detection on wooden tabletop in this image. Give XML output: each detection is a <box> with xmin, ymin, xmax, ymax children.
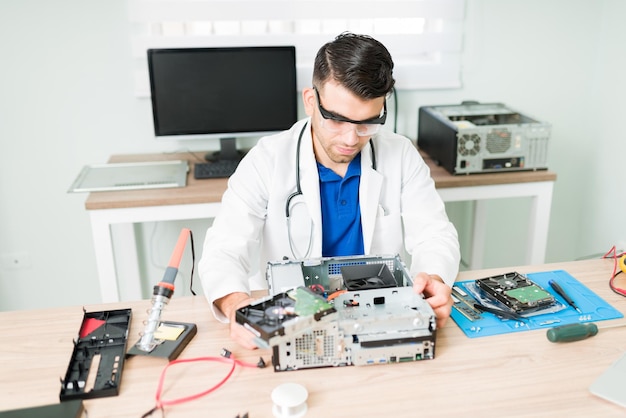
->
<box><xmin>84</xmin><ymin>150</ymin><xmax>556</xmax><ymax>210</ymax></box>
<box><xmin>0</xmin><ymin>258</ymin><xmax>624</xmax><ymax>417</ymax></box>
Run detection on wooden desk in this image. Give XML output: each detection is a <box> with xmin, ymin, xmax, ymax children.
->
<box><xmin>1</xmin><ymin>259</ymin><xmax>624</xmax><ymax>417</ymax></box>
<box><xmin>85</xmin><ymin>151</ymin><xmax>556</xmax><ymax>302</ymax></box>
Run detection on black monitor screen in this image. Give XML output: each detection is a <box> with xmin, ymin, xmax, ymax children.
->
<box><xmin>148</xmin><ymin>46</ymin><xmax>298</xmax><ymax>140</ymax></box>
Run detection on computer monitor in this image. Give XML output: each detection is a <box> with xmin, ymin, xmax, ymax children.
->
<box><xmin>147</xmin><ymin>46</ymin><xmax>298</xmax><ymax>162</ymax></box>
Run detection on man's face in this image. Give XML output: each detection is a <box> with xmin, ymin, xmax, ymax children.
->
<box><xmin>303</xmin><ymin>81</ymin><xmax>386</xmax><ymax>174</ymax></box>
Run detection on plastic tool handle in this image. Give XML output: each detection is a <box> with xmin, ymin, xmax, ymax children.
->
<box><xmin>548</xmin><ymin>279</ymin><xmax>581</xmax><ymax>313</ymax></box>
<box><xmin>168</xmin><ymin>228</ymin><xmax>191</xmax><ymax>269</ymax></box>
<box><xmin>160</xmin><ymin>228</ymin><xmax>191</xmax><ymax>285</ymax></box>
<box><xmin>546</xmin><ymin>323</ymin><xmax>598</xmax><ymax>343</ymax></box>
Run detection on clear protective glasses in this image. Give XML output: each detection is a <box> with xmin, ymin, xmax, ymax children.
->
<box><xmin>314</xmin><ymin>87</ymin><xmax>387</xmax><ymax>137</ymax></box>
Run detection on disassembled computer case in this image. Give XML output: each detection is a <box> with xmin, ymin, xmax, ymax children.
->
<box><xmin>236</xmin><ymin>254</ymin><xmax>436</xmax><ymax>372</ymax></box>
<box><xmin>418</xmin><ymin>102</ymin><xmax>550</xmax><ymax>175</ymax></box>
<box><xmin>60</xmin><ymin>308</ymin><xmax>131</xmax><ymax>400</ymax></box>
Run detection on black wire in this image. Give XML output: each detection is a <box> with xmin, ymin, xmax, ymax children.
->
<box><xmin>391</xmin><ymin>87</ymin><xmax>398</xmax><ymax>133</ymax></box>
<box><xmin>188</xmin><ymin>230</ymin><xmax>197</xmax><ymax>296</ymax></box>
<box><xmin>610</xmin><ymin>270</ymin><xmax>624</xmax><ymax>297</ymax></box>
<box><xmin>141</xmin><ymin>406</ymin><xmax>163</xmax><ymax>418</ymax></box>
<box><xmin>285</xmin><ymin>123</ymin><xmax>307</xmax><ymax>218</ymax></box>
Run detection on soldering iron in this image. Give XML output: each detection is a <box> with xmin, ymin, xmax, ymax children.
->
<box><xmin>136</xmin><ymin>228</ymin><xmax>191</xmax><ymax>352</ymax></box>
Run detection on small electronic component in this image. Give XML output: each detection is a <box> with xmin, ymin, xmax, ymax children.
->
<box><xmin>451</xmin><ymin>285</ymin><xmax>482</xmax><ymax>321</ymax></box>
<box><xmin>475</xmin><ymin>272</ymin><xmax>555</xmax><ymax>313</ymax></box>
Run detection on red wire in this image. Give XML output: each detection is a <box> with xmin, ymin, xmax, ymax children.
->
<box><xmin>153</xmin><ymin>355</ymin><xmax>259</xmax><ymax>410</ymax></box>
<box><xmin>602</xmin><ymin>245</ymin><xmax>626</xmax><ymax>297</ymax></box>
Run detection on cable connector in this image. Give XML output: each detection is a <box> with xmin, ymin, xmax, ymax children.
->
<box><xmin>220</xmin><ymin>348</ymin><xmax>232</xmax><ymax>359</ymax></box>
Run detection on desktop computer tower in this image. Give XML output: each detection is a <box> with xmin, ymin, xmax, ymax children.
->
<box><xmin>417</xmin><ymin>102</ymin><xmax>550</xmax><ymax>175</ymax></box>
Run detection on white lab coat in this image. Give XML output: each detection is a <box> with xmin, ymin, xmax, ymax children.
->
<box><xmin>199</xmin><ymin>118</ymin><xmax>460</xmax><ymax>321</ymax></box>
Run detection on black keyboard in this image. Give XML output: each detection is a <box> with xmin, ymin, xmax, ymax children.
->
<box><xmin>194</xmin><ymin>160</ymin><xmax>240</xmax><ymax>179</ymax></box>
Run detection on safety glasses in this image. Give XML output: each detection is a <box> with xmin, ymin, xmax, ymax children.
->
<box><xmin>314</xmin><ymin>87</ymin><xmax>386</xmax><ymax>136</ymax></box>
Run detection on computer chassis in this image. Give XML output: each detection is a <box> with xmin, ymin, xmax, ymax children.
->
<box><xmin>236</xmin><ymin>254</ymin><xmax>436</xmax><ymax>372</ymax></box>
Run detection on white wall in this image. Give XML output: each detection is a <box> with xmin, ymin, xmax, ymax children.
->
<box><xmin>577</xmin><ymin>0</ymin><xmax>626</xmax><ymax>256</ymax></box>
<box><xmin>0</xmin><ymin>0</ymin><xmax>624</xmax><ymax>310</ymax></box>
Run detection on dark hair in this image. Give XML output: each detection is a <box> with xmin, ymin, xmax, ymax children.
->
<box><xmin>313</xmin><ymin>32</ymin><xmax>395</xmax><ymax>99</ymax></box>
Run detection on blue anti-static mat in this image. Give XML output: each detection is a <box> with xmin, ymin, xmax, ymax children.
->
<box><xmin>450</xmin><ymin>270</ymin><xmax>624</xmax><ymax>338</ymax></box>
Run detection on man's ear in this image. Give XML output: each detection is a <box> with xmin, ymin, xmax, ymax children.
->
<box><xmin>302</xmin><ymin>87</ymin><xmax>316</xmax><ymax>117</ymax></box>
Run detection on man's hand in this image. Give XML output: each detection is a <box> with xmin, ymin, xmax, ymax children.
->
<box><xmin>214</xmin><ymin>292</ymin><xmax>258</xmax><ymax>349</ymax></box>
<box><xmin>412</xmin><ymin>272</ymin><xmax>453</xmax><ymax>328</ymax></box>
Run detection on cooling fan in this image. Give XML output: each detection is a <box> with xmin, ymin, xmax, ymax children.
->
<box><xmin>458</xmin><ymin>133</ymin><xmax>481</xmax><ymax>156</ymax></box>
<box><xmin>486</xmin><ymin>128</ymin><xmax>512</xmax><ymax>153</ymax></box>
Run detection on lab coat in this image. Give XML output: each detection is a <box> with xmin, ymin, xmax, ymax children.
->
<box><xmin>199</xmin><ymin>118</ymin><xmax>460</xmax><ymax>321</ymax></box>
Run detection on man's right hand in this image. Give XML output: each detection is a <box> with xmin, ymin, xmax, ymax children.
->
<box><xmin>214</xmin><ymin>292</ymin><xmax>258</xmax><ymax>349</ymax></box>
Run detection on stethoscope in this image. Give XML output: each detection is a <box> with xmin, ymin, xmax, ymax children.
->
<box><xmin>285</xmin><ymin>121</ymin><xmax>377</xmax><ymax>259</ymax></box>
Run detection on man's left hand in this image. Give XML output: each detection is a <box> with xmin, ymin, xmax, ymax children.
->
<box><xmin>412</xmin><ymin>272</ymin><xmax>453</xmax><ymax>328</ymax></box>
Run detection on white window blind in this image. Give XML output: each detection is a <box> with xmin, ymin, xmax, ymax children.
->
<box><xmin>129</xmin><ymin>0</ymin><xmax>466</xmax><ymax>96</ymax></box>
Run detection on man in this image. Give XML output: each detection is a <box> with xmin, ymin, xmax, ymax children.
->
<box><xmin>199</xmin><ymin>33</ymin><xmax>460</xmax><ymax>349</ymax></box>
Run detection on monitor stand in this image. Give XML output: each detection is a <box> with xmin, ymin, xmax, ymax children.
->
<box><xmin>204</xmin><ymin>137</ymin><xmax>244</xmax><ymax>163</ymax></box>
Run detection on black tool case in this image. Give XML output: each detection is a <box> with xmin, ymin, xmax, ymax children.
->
<box><xmin>59</xmin><ymin>308</ymin><xmax>131</xmax><ymax>401</ymax></box>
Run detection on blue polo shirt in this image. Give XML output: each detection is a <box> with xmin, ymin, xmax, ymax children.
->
<box><xmin>317</xmin><ymin>154</ymin><xmax>364</xmax><ymax>257</ymax></box>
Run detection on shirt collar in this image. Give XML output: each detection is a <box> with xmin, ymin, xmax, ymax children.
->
<box><xmin>317</xmin><ymin>153</ymin><xmax>362</xmax><ymax>182</ymax></box>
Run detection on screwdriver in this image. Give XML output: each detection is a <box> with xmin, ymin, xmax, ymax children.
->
<box><xmin>548</xmin><ymin>279</ymin><xmax>582</xmax><ymax>314</ymax></box>
<box><xmin>546</xmin><ymin>322</ymin><xmax>626</xmax><ymax>343</ymax></box>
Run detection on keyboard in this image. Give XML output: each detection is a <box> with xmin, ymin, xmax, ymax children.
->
<box><xmin>194</xmin><ymin>160</ymin><xmax>240</xmax><ymax>179</ymax></box>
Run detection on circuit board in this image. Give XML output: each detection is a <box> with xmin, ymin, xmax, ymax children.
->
<box><xmin>475</xmin><ymin>272</ymin><xmax>555</xmax><ymax>313</ymax></box>
<box><xmin>451</xmin><ymin>285</ymin><xmax>482</xmax><ymax>322</ymax></box>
